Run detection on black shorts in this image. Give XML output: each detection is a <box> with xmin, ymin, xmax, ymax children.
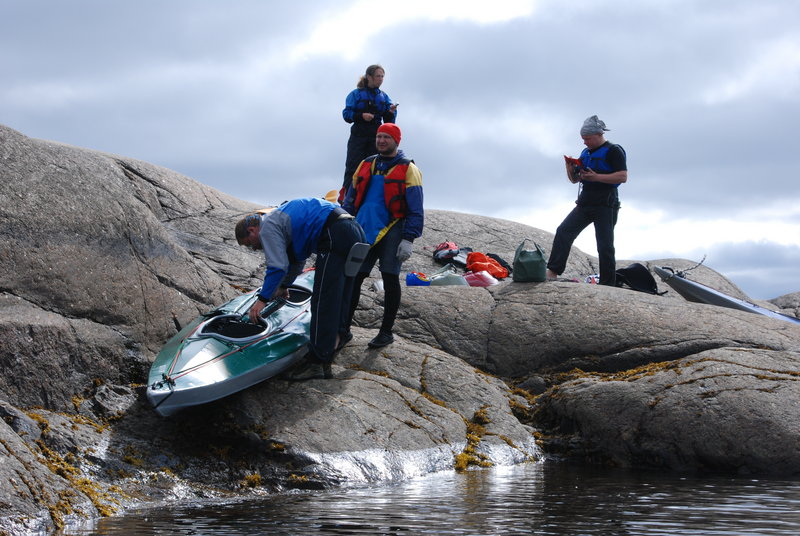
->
<box><xmin>359</xmin><ymin>221</ymin><xmax>404</xmax><ymax>276</ymax></box>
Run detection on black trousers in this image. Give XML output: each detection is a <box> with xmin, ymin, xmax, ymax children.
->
<box><xmin>342</xmin><ymin>133</ymin><xmax>377</xmax><ymax>190</ymax></box>
<box><xmin>309</xmin><ymin>218</ymin><xmax>366</xmax><ymax>363</ymax></box>
<box><xmin>547</xmin><ymin>203</ymin><xmax>620</xmax><ymax>286</ymax></box>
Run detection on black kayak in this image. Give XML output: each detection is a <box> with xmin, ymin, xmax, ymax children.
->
<box><xmin>653</xmin><ymin>266</ymin><xmax>800</xmax><ymax>326</ymax></box>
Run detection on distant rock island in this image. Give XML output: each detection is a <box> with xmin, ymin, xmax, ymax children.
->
<box><xmin>1</xmin><ymin>123</ymin><xmax>798</xmax><ymax>534</ymax></box>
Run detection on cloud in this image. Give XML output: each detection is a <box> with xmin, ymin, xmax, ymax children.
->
<box><xmin>702</xmin><ymin>38</ymin><xmax>800</xmax><ymax>105</ymax></box>
<box><xmin>287</xmin><ymin>0</ymin><xmax>538</xmax><ymax>62</ymax></box>
<box><xmin>2</xmin><ymin>0</ymin><xmax>800</xmax><ymax>301</ymax></box>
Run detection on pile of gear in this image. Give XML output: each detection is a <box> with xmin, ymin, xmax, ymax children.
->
<box><xmin>406</xmin><ymin>240</ymin><xmax>539</xmax><ymax>287</ymax></box>
<box><xmin>406</xmin><ymin>240</ymin><xmax>662</xmax><ymax>295</ymax></box>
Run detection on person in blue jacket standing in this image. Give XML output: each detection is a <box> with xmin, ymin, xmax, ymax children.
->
<box><xmin>546</xmin><ymin>115</ymin><xmax>628</xmax><ymax>286</ymax></box>
<box><xmin>235</xmin><ymin>198</ymin><xmax>366</xmax><ymax>380</ymax></box>
<box><xmin>340</xmin><ymin>64</ymin><xmax>397</xmax><ymax>201</ymax></box>
<box><xmin>342</xmin><ymin>123</ymin><xmax>423</xmax><ymax>349</ymax></box>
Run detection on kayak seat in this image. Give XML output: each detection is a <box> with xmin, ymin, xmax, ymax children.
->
<box><xmin>200</xmin><ymin>314</ymin><xmax>269</xmax><ymax>339</ymax></box>
<box><xmin>286</xmin><ymin>287</ymin><xmax>312</xmax><ymax>304</ymax></box>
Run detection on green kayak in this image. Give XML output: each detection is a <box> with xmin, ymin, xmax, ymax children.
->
<box><xmin>147</xmin><ymin>271</ymin><xmax>314</xmax><ymax>416</ymax></box>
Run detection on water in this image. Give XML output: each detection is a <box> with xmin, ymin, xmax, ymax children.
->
<box><xmin>67</xmin><ymin>461</ymin><xmax>800</xmax><ymax>535</ymax></box>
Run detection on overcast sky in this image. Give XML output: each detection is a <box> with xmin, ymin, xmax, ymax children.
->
<box><xmin>3</xmin><ymin>0</ymin><xmax>799</xmax><ymax>299</ymax></box>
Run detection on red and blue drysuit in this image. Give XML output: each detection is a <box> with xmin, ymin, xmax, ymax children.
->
<box><xmin>341</xmin><ymin>150</ymin><xmax>423</xmax><ymax>337</ymax></box>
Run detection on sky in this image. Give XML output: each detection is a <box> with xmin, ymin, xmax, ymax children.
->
<box><xmin>2</xmin><ymin>0</ymin><xmax>799</xmax><ymax>300</ymax></box>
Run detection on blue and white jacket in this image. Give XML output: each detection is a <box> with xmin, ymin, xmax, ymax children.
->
<box><xmin>342</xmin><ymin>86</ymin><xmax>396</xmax><ymax>136</ymax></box>
<box><xmin>256</xmin><ymin>198</ymin><xmax>338</xmax><ymax>300</ymax></box>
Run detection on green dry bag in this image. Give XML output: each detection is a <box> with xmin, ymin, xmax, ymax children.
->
<box><xmin>512</xmin><ymin>240</ymin><xmax>547</xmax><ymax>282</ymax></box>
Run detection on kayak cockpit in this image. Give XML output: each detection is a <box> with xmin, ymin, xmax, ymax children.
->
<box><xmin>197</xmin><ymin>285</ymin><xmax>313</xmax><ymax>343</ymax></box>
<box><xmin>198</xmin><ymin>314</ymin><xmax>271</xmax><ymax>343</ymax></box>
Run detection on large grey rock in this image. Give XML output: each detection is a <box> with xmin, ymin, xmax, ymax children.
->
<box><xmin>0</xmin><ymin>124</ymin><xmax>263</xmax><ymax>411</ymax></box>
<box><xmin>771</xmin><ymin>291</ymin><xmax>800</xmax><ymax>318</ymax></box>
<box><xmin>534</xmin><ymin>347</ymin><xmax>800</xmax><ymax>475</ymax></box>
<box><xmin>0</xmin><ymin>294</ymin><xmax>134</xmax><ymax>409</ymax></box>
<box><xmin>0</xmin><ymin>126</ymin><xmax>540</xmax><ymax>531</ymax></box>
<box><xmin>180</xmin><ymin>328</ymin><xmax>538</xmax><ymax>482</ymax></box>
<box><xmin>2</xmin><ymin>123</ymin><xmax>799</xmax><ymax>533</ymax></box>
<box><xmin>378</xmin><ymin>276</ymin><xmax>799</xmax><ymax>378</ymax></box>
<box><xmin>0</xmin><ymin>327</ymin><xmax>538</xmax><ymax>535</ymax></box>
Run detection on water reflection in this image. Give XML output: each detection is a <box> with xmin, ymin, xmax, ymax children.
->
<box><xmin>67</xmin><ymin>461</ymin><xmax>800</xmax><ymax>535</ymax></box>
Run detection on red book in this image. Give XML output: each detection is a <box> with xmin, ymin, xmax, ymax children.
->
<box><xmin>564</xmin><ymin>155</ymin><xmax>583</xmax><ymax>183</ymax></box>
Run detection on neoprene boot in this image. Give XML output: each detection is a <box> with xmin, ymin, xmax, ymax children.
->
<box><xmin>368</xmin><ymin>331</ymin><xmax>394</xmax><ymax>349</ymax></box>
<box><xmin>289</xmin><ymin>359</ymin><xmax>333</xmax><ymax>381</ymax></box>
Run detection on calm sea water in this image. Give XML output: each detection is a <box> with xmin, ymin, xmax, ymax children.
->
<box><xmin>66</xmin><ymin>461</ymin><xmax>800</xmax><ymax>535</ymax></box>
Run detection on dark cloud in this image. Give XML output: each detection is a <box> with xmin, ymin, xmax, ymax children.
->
<box><xmin>2</xmin><ymin>0</ymin><xmax>799</xmax><ymax>298</ymax></box>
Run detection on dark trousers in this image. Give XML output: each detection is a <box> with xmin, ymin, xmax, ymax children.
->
<box><xmin>347</xmin><ymin>222</ymin><xmax>403</xmax><ymax>335</ymax></box>
<box><xmin>342</xmin><ymin>134</ymin><xmax>377</xmax><ymax>190</ymax></box>
<box><xmin>547</xmin><ymin>203</ymin><xmax>620</xmax><ymax>286</ymax></box>
<box><xmin>348</xmin><ymin>271</ymin><xmax>401</xmax><ymax>335</ymax></box>
<box><xmin>309</xmin><ymin>218</ymin><xmax>366</xmax><ymax>363</ymax></box>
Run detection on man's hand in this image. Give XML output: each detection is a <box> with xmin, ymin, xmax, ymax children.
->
<box><xmin>273</xmin><ymin>287</ymin><xmax>290</xmax><ymax>300</ymax></box>
<box><xmin>397</xmin><ymin>239</ymin><xmax>413</xmax><ymax>262</ymax></box>
<box><xmin>565</xmin><ymin>160</ymin><xmax>578</xmax><ymax>183</ymax></box>
<box><xmin>247</xmin><ymin>299</ymin><xmax>266</xmax><ymax>324</ymax></box>
<box><xmin>579</xmin><ymin>168</ymin><xmax>598</xmax><ymax>181</ymax></box>
<box><xmin>362</xmin><ymin>112</ymin><xmax>375</xmax><ymax>121</ymax></box>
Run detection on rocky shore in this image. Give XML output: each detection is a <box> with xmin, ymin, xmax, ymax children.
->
<box><xmin>1</xmin><ymin>124</ymin><xmax>798</xmax><ymax>534</ymax></box>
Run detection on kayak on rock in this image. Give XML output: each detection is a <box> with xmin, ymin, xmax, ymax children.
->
<box><xmin>653</xmin><ymin>266</ymin><xmax>800</xmax><ymax>326</ymax></box>
<box><xmin>146</xmin><ymin>271</ymin><xmax>314</xmax><ymax>416</ymax></box>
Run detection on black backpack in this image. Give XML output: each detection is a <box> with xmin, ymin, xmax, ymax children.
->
<box><xmin>615</xmin><ymin>263</ymin><xmax>663</xmax><ymax>295</ymax></box>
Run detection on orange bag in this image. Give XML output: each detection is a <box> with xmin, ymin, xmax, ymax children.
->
<box><xmin>466</xmin><ymin>252</ymin><xmax>509</xmax><ymax>280</ymax></box>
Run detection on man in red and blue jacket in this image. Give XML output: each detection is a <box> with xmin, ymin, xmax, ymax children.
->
<box><xmin>342</xmin><ymin>123</ymin><xmax>423</xmax><ymax>348</ymax></box>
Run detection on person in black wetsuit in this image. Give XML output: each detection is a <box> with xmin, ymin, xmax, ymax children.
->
<box><xmin>340</xmin><ymin>64</ymin><xmax>397</xmax><ymax>202</ymax></box>
<box><xmin>546</xmin><ymin>115</ymin><xmax>628</xmax><ymax>286</ymax></box>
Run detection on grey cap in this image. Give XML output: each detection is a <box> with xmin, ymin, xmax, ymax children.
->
<box><xmin>580</xmin><ymin>115</ymin><xmax>609</xmax><ymax>136</ymax></box>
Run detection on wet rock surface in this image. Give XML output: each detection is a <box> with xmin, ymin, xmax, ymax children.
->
<box><xmin>1</xmin><ymin>124</ymin><xmax>799</xmax><ymax>533</ymax></box>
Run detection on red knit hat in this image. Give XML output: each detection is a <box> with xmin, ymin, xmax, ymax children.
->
<box><xmin>377</xmin><ymin>123</ymin><xmax>401</xmax><ymax>144</ymax></box>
